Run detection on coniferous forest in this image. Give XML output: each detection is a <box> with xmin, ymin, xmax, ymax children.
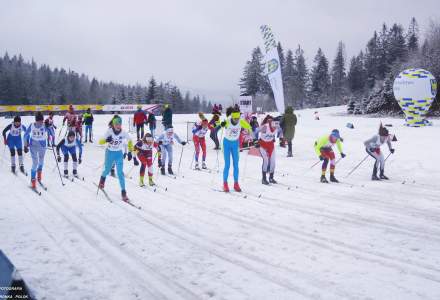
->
<box><xmin>240</xmin><ymin>18</ymin><xmax>440</xmax><ymax>115</ymax></box>
<box><xmin>0</xmin><ymin>56</ymin><xmax>213</xmax><ymax>113</ymax></box>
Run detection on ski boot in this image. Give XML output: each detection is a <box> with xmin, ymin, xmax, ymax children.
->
<box><xmin>320</xmin><ymin>175</ymin><xmax>329</xmax><ymax>183</ymax></box>
<box><xmin>64</xmin><ymin>170</ymin><xmax>69</xmax><ymax>178</ymax></box>
<box><xmin>121</xmin><ymin>190</ymin><xmax>129</xmax><ymax>202</ymax></box>
<box><xmin>139</xmin><ymin>175</ymin><xmax>145</xmax><ymax>187</ymax></box>
<box><xmin>202</xmin><ymin>162</ymin><xmax>207</xmax><ymax>169</ymax></box>
<box><xmin>287</xmin><ymin>151</ymin><xmax>293</xmax><ymax>158</ymax></box>
<box><xmin>269</xmin><ymin>173</ymin><xmax>277</xmax><ymax>184</ymax></box>
<box><xmin>31</xmin><ymin>178</ymin><xmax>37</xmax><ymax>189</ymax></box>
<box><xmin>148</xmin><ymin>176</ymin><xmax>155</xmax><ymax>186</ymax></box>
<box><xmin>19</xmin><ymin>165</ymin><xmax>25</xmax><ymax>174</ymax></box>
<box><xmin>194</xmin><ymin>162</ymin><xmax>200</xmax><ymax>170</ymax></box>
<box><xmin>160</xmin><ymin>167</ymin><xmax>166</xmax><ymax>175</ymax></box>
<box><xmin>233</xmin><ymin>182</ymin><xmax>242</xmax><ymax>192</ymax></box>
<box><xmin>37</xmin><ymin>170</ymin><xmax>42</xmax><ymax>183</ymax></box>
<box><xmin>379</xmin><ymin>170</ymin><xmax>389</xmax><ymax>180</ymax></box>
<box><xmin>11</xmin><ymin>166</ymin><xmax>16</xmax><ymax>173</ymax></box>
<box><xmin>330</xmin><ymin>174</ymin><xmax>339</xmax><ymax>183</ymax></box>
<box><xmin>168</xmin><ymin>165</ymin><xmax>174</xmax><ymax>175</ymax></box>
<box><xmin>372</xmin><ymin>166</ymin><xmax>380</xmax><ymax>181</ymax></box>
<box><xmin>73</xmin><ymin>169</ymin><xmax>78</xmax><ymax>178</ymax></box>
<box><xmin>262</xmin><ymin>172</ymin><xmax>269</xmax><ymax>185</ymax></box>
<box><xmin>98</xmin><ymin>176</ymin><xmax>106</xmax><ymax>189</ymax></box>
<box><xmin>223</xmin><ymin>182</ymin><xmax>230</xmax><ymax>192</ymax></box>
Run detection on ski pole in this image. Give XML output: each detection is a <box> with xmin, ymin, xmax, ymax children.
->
<box><xmin>189</xmin><ymin>149</ymin><xmax>195</xmax><ymax>170</ymax></box>
<box><xmin>215</xmin><ymin>128</ymin><xmax>224</xmax><ymax>173</ymax></box>
<box><xmin>309</xmin><ymin>160</ymin><xmax>321</xmax><ymax>169</ymax></box>
<box><xmin>345</xmin><ymin>154</ymin><xmax>369</xmax><ymax>178</ymax></box>
<box><xmin>384</xmin><ymin>152</ymin><xmax>392</xmax><ymax>162</ymax></box>
<box><xmin>51</xmin><ymin>145</ymin><xmax>65</xmax><ymax>186</ymax></box>
<box><xmin>57</xmin><ymin>124</ymin><xmax>65</xmax><ymax>138</ymax></box>
<box><xmin>177</xmin><ymin>144</ymin><xmax>185</xmax><ymax>175</ymax></box>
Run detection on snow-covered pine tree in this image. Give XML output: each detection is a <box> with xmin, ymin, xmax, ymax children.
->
<box><xmin>310</xmin><ymin>48</ymin><xmax>330</xmax><ymax>107</ymax></box>
<box><xmin>347</xmin><ymin>97</ymin><xmax>355</xmax><ymax>114</ymax></box>
<box><xmin>331</xmin><ymin>41</ymin><xmax>347</xmax><ymax>105</ymax></box>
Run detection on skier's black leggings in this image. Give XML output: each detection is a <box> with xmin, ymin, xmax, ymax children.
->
<box><xmin>10</xmin><ymin>148</ymin><xmax>23</xmax><ymax>156</ymax></box>
<box><xmin>136</xmin><ymin>124</ymin><xmax>144</xmax><ymax>140</ymax></box>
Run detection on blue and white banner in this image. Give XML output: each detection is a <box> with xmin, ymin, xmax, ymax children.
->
<box><xmin>260</xmin><ymin>25</ymin><xmax>285</xmax><ymax>113</ymax></box>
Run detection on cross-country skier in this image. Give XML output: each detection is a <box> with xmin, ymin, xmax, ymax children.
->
<box><xmin>258</xmin><ymin>115</ymin><xmax>281</xmax><ymax>185</ymax></box>
<box><xmin>314</xmin><ymin>129</ymin><xmax>346</xmax><ymax>183</ymax></box>
<box><xmin>98</xmin><ymin>115</ymin><xmax>133</xmax><ymax>201</ymax></box>
<box><xmin>209</xmin><ymin>113</ymin><xmax>221</xmax><ymax>150</ymax></box>
<box><xmin>24</xmin><ymin>112</ymin><xmax>55</xmax><ymax>189</ymax></box>
<box><xmin>192</xmin><ymin>118</ymin><xmax>212</xmax><ymax>170</ymax></box>
<box><xmin>2</xmin><ymin>116</ymin><xmax>27</xmax><ymax>173</ymax></box>
<box><xmin>220</xmin><ymin>107</ymin><xmax>252</xmax><ymax>192</ymax></box>
<box><xmin>133</xmin><ymin>106</ymin><xmax>147</xmax><ymax>140</ymax></box>
<box><xmin>134</xmin><ymin>133</ymin><xmax>156</xmax><ymax>187</ymax></box>
<box><xmin>63</xmin><ymin>105</ymin><xmax>77</xmax><ymax>133</ymax></box>
<box><xmin>44</xmin><ymin>112</ymin><xmax>57</xmax><ymax>146</ymax></box>
<box><xmin>156</xmin><ymin>126</ymin><xmax>186</xmax><ymax>175</ymax></box>
<box><xmin>56</xmin><ymin>130</ymin><xmax>83</xmax><ymax>178</ymax></box>
<box><xmin>364</xmin><ymin>124</ymin><xmax>395</xmax><ymax>180</ymax></box>
<box><xmin>146</xmin><ymin>111</ymin><xmax>156</xmax><ymax>137</ymax></box>
<box><xmin>75</xmin><ymin>115</ymin><xmax>83</xmax><ymax>141</ymax></box>
<box><xmin>82</xmin><ymin>108</ymin><xmax>94</xmax><ymax>143</ymax></box>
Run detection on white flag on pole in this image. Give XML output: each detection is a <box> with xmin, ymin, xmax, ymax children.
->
<box><xmin>260</xmin><ymin>25</ymin><xmax>285</xmax><ymax>113</ymax></box>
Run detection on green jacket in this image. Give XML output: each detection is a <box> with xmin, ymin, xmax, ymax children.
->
<box><xmin>281</xmin><ymin>107</ymin><xmax>297</xmax><ymax>141</ymax></box>
<box><xmin>82</xmin><ymin>112</ymin><xmax>94</xmax><ymax>125</ymax></box>
<box><xmin>314</xmin><ymin>135</ymin><xmax>343</xmax><ymax>156</ymax></box>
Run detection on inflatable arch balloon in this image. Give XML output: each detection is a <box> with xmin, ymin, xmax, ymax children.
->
<box><xmin>393</xmin><ymin>68</ymin><xmax>437</xmax><ymax>127</ymax></box>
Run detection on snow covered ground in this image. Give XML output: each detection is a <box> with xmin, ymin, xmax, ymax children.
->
<box><xmin>1</xmin><ymin>106</ymin><xmax>439</xmax><ymax>300</ymax></box>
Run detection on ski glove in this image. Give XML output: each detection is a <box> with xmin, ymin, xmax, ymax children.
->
<box><xmin>390</xmin><ymin>148</ymin><xmax>395</xmax><ymax>154</ymax></box>
<box><xmin>133</xmin><ymin>157</ymin><xmax>139</xmax><ymax>166</ymax></box>
<box><xmin>24</xmin><ymin>146</ymin><xmax>29</xmax><ymax>153</ymax></box>
<box><xmin>57</xmin><ymin>155</ymin><xmax>61</xmax><ymax>162</ymax></box>
<box><xmin>158</xmin><ymin>141</ymin><xmax>163</xmax><ymax>145</ymax></box>
<box><xmin>319</xmin><ymin>155</ymin><xmax>324</xmax><ymax>161</ymax></box>
<box><xmin>369</xmin><ymin>148</ymin><xmax>376</xmax><ymax>153</ymax></box>
<box><xmin>341</xmin><ymin>153</ymin><xmax>346</xmax><ymax>158</ymax></box>
<box><xmin>181</xmin><ymin>141</ymin><xmax>187</xmax><ymax>146</ymax></box>
<box><xmin>127</xmin><ymin>152</ymin><xmax>132</xmax><ymax>161</ymax></box>
<box><xmin>105</xmin><ymin>136</ymin><xmax>113</xmax><ymax>143</ymax></box>
<box><xmin>220</xmin><ymin>121</ymin><xmax>227</xmax><ymax>127</ymax></box>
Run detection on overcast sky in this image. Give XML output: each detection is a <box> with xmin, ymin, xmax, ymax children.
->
<box><xmin>1</xmin><ymin>0</ymin><xmax>439</xmax><ymax>103</ymax></box>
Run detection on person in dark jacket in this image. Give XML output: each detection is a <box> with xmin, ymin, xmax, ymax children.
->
<box><xmin>281</xmin><ymin>106</ymin><xmax>297</xmax><ymax>157</ymax></box>
<box><xmin>161</xmin><ymin>104</ymin><xmax>173</xmax><ymax>129</ymax></box>
<box><xmin>147</xmin><ymin>112</ymin><xmax>157</xmax><ymax>137</ymax></box>
<box><xmin>82</xmin><ymin>108</ymin><xmax>94</xmax><ymax>143</ymax></box>
<box><xmin>133</xmin><ymin>106</ymin><xmax>147</xmax><ymax>140</ymax></box>
<box><xmin>209</xmin><ymin>112</ymin><xmax>221</xmax><ymax>149</ymax></box>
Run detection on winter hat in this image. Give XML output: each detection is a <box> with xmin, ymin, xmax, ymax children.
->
<box><xmin>13</xmin><ymin>116</ymin><xmax>21</xmax><ymax>123</ymax></box>
<box><xmin>112</xmin><ymin>116</ymin><xmax>122</xmax><ymax>126</ymax></box>
<box><xmin>67</xmin><ymin>131</ymin><xmax>76</xmax><ymax>139</ymax></box>
<box><xmin>379</xmin><ymin>125</ymin><xmax>389</xmax><ymax>136</ymax></box>
<box><xmin>330</xmin><ymin>129</ymin><xmax>341</xmax><ymax>140</ymax></box>
<box><xmin>166</xmin><ymin>127</ymin><xmax>174</xmax><ymax>134</ymax></box>
<box><xmin>231</xmin><ymin>111</ymin><xmax>241</xmax><ymax>119</ymax></box>
<box><xmin>35</xmin><ymin>112</ymin><xmax>44</xmax><ymax>122</ymax></box>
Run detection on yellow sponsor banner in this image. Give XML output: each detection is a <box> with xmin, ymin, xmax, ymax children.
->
<box><xmin>0</xmin><ymin>104</ymin><xmax>104</xmax><ymax>113</ymax></box>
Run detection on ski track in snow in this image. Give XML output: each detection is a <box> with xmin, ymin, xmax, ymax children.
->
<box><xmin>1</xmin><ymin>106</ymin><xmax>440</xmax><ymax>300</ymax></box>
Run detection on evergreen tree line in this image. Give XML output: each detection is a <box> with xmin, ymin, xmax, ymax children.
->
<box><xmin>240</xmin><ymin>18</ymin><xmax>440</xmax><ymax>115</ymax></box>
<box><xmin>0</xmin><ymin>54</ymin><xmax>213</xmax><ymax>113</ymax></box>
